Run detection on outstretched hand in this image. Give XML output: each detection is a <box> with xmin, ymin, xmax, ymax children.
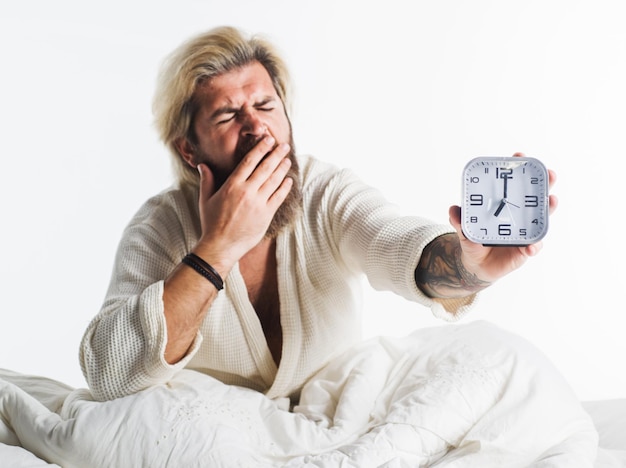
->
<box><xmin>448</xmin><ymin>153</ymin><xmax>558</xmax><ymax>284</ymax></box>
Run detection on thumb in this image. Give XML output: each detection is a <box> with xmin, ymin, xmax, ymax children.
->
<box><xmin>197</xmin><ymin>163</ymin><xmax>216</xmax><ymax>200</ymax></box>
<box><xmin>448</xmin><ymin>205</ymin><xmax>462</xmax><ymax>231</ymax></box>
<box><xmin>449</xmin><ymin>205</ymin><xmax>471</xmax><ymax>244</ymax></box>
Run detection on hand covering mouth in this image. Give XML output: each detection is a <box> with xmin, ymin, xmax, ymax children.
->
<box><xmin>234</xmin><ymin>134</ymin><xmax>275</xmax><ymax>164</ymax></box>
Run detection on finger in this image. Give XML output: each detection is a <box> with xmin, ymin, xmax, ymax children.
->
<box><xmin>448</xmin><ymin>205</ymin><xmax>462</xmax><ymax>229</ymax></box>
<box><xmin>232</xmin><ymin>135</ymin><xmax>277</xmax><ymax>181</ymax></box>
<box><xmin>548</xmin><ymin>194</ymin><xmax>558</xmax><ymax>215</ymax></box>
<box><xmin>512</xmin><ymin>152</ymin><xmax>525</xmax><ymax>158</ymax></box>
<box><xmin>524</xmin><ymin>241</ymin><xmax>543</xmax><ymax>257</ymax></box>
<box><xmin>267</xmin><ymin>176</ymin><xmax>294</xmax><ymax>210</ymax></box>
<box><xmin>247</xmin><ymin>142</ymin><xmax>291</xmax><ymax>186</ymax></box>
<box><xmin>449</xmin><ymin>205</ymin><xmax>472</xmax><ymax>242</ymax></box>
<box><xmin>197</xmin><ymin>163</ymin><xmax>216</xmax><ymax>201</ymax></box>
<box><xmin>258</xmin><ymin>155</ymin><xmax>292</xmax><ymax>198</ymax></box>
<box><xmin>548</xmin><ymin>169</ymin><xmax>557</xmax><ymax>188</ymax></box>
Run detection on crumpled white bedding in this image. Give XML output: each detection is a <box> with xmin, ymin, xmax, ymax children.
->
<box><xmin>0</xmin><ymin>321</ymin><xmax>607</xmax><ymax>467</ymax></box>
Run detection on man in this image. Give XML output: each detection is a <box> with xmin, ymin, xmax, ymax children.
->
<box><xmin>80</xmin><ymin>26</ymin><xmax>556</xmax><ymax>402</ymax></box>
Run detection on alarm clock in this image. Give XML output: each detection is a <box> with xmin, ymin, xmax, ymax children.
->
<box><xmin>461</xmin><ymin>156</ymin><xmax>549</xmax><ymax>246</ymax></box>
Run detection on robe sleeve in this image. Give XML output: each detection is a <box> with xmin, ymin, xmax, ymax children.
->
<box><xmin>79</xmin><ymin>190</ymin><xmax>203</xmax><ymax>401</ymax></box>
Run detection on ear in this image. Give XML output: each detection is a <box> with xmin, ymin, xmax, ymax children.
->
<box><xmin>174</xmin><ymin>138</ymin><xmax>197</xmax><ymax>168</ymax></box>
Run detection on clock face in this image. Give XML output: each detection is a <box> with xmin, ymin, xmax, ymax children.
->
<box><xmin>462</xmin><ymin>157</ymin><xmax>549</xmax><ymax>245</ymax></box>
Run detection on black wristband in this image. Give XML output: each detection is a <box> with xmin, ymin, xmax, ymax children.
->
<box><xmin>186</xmin><ymin>253</ymin><xmax>223</xmax><ymax>283</ymax></box>
<box><xmin>181</xmin><ymin>253</ymin><xmax>224</xmax><ymax>291</ymax></box>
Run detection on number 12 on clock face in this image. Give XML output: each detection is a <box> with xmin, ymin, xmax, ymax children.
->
<box><xmin>461</xmin><ymin>157</ymin><xmax>549</xmax><ymax>246</ymax></box>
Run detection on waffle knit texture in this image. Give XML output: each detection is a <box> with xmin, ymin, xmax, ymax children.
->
<box><xmin>80</xmin><ymin>155</ymin><xmax>476</xmax><ymax>401</ymax></box>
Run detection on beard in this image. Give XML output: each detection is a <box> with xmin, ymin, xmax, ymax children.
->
<box><xmin>196</xmin><ymin>133</ymin><xmax>303</xmax><ymax>239</ymax></box>
<box><xmin>264</xmin><ymin>147</ymin><xmax>302</xmax><ymax>238</ymax></box>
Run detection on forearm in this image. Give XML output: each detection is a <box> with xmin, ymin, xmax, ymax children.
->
<box><xmin>80</xmin><ymin>250</ymin><xmax>228</xmax><ymax>400</ymax></box>
<box><xmin>415</xmin><ymin>233</ymin><xmax>491</xmax><ymax>299</ymax></box>
<box><xmin>162</xmin><ymin>250</ymin><xmax>229</xmax><ymax>364</ymax></box>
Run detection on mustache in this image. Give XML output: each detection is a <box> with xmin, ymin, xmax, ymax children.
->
<box><xmin>234</xmin><ymin>135</ymin><xmax>269</xmax><ymax>162</ymax></box>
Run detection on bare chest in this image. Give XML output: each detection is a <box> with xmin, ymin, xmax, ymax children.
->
<box><xmin>239</xmin><ymin>239</ymin><xmax>282</xmax><ymax>365</ymax></box>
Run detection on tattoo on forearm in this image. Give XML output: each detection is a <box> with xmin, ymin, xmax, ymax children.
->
<box><xmin>414</xmin><ymin>234</ymin><xmax>490</xmax><ymax>299</ymax></box>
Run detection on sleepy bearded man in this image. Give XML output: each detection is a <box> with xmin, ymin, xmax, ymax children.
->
<box><xmin>79</xmin><ymin>26</ymin><xmax>557</xmax><ymax>402</ymax></box>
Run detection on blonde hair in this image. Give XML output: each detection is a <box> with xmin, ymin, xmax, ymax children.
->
<box><xmin>153</xmin><ymin>26</ymin><xmax>292</xmax><ymax>187</ymax></box>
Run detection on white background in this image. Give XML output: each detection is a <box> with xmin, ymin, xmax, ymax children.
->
<box><xmin>1</xmin><ymin>0</ymin><xmax>624</xmax><ymax>401</ymax></box>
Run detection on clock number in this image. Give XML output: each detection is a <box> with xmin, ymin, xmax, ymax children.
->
<box><xmin>498</xmin><ymin>224</ymin><xmax>512</xmax><ymax>236</ymax></box>
<box><xmin>469</xmin><ymin>176</ymin><xmax>480</xmax><ymax>183</ymax></box>
<box><xmin>470</xmin><ymin>216</ymin><xmax>478</xmax><ymax>223</ymax></box>
<box><xmin>519</xmin><ymin>228</ymin><xmax>527</xmax><ymax>236</ymax></box>
<box><xmin>532</xmin><ymin>219</ymin><xmax>539</xmax><ymax>225</ymax></box>
<box><xmin>497</xmin><ymin>168</ymin><xmax>513</xmax><ymax>179</ymax></box>
<box><xmin>470</xmin><ymin>194</ymin><xmax>483</xmax><ymax>206</ymax></box>
<box><xmin>525</xmin><ymin>195</ymin><xmax>539</xmax><ymax>207</ymax></box>
<box><xmin>531</xmin><ymin>177</ymin><xmax>539</xmax><ymax>184</ymax></box>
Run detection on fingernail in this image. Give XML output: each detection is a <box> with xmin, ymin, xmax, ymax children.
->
<box><xmin>265</xmin><ymin>136</ymin><xmax>275</xmax><ymax>145</ymax></box>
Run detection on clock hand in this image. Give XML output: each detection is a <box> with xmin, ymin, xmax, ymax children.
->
<box><xmin>503</xmin><ymin>174</ymin><xmax>509</xmax><ymax>199</ymax></box>
<box><xmin>504</xmin><ymin>199</ymin><xmax>520</xmax><ymax>208</ymax></box>
<box><xmin>505</xmin><ymin>201</ymin><xmax>517</xmax><ymax>225</ymax></box>
<box><xmin>494</xmin><ymin>199</ymin><xmax>506</xmax><ymax>217</ymax></box>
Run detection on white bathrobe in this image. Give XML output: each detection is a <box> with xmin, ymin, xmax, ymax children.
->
<box><xmin>80</xmin><ymin>155</ymin><xmax>475</xmax><ymax>401</ymax></box>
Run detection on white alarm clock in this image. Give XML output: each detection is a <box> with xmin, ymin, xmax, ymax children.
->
<box><xmin>461</xmin><ymin>156</ymin><xmax>549</xmax><ymax>246</ymax></box>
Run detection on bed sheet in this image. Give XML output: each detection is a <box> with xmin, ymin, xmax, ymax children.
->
<box><xmin>584</xmin><ymin>399</ymin><xmax>626</xmax><ymax>467</ymax></box>
<box><xmin>0</xmin><ymin>321</ymin><xmax>619</xmax><ymax>467</ymax></box>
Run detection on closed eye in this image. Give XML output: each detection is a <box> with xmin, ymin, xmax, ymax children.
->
<box><xmin>211</xmin><ymin>106</ymin><xmax>238</xmax><ymax>125</ymax></box>
<box><xmin>216</xmin><ymin>112</ymin><xmax>236</xmax><ymax>124</ymax></box>
<box><xmin>212</xmin><ymin>97</ymin><xmax>278</xmax><ymax>124</ymax></box>
<box><xmin>255</xmin><ymin>98</ymin><xmax>276</xmax><ymax>112</ymax></box>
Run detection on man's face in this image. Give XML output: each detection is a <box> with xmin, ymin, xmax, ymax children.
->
<box><xmin>187</xmin><ymin>61</ymin><xmax>293</xmax><ymax>187</ymax></box>
<box><xmin>183</xmin><ymin>61</ymin><xmax>302</xmax><ymax>237</ymax></box>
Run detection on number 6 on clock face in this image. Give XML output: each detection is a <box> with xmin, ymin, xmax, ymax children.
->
<box><xmin>461</xmin><ymin>156</ymin><xmax>549</xmax><ymax>246</ymax></box>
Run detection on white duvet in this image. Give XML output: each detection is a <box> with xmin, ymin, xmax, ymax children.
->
<box><xmin>0</xmin><ymin>322</ymin><xmax>602</xmax><ymax>467</ymax></box>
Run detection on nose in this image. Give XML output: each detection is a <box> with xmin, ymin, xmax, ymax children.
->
<box><xmin>240</xmin><ymin>109</ymin><xmax>268</xmax><ymax>138</ymax></box>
